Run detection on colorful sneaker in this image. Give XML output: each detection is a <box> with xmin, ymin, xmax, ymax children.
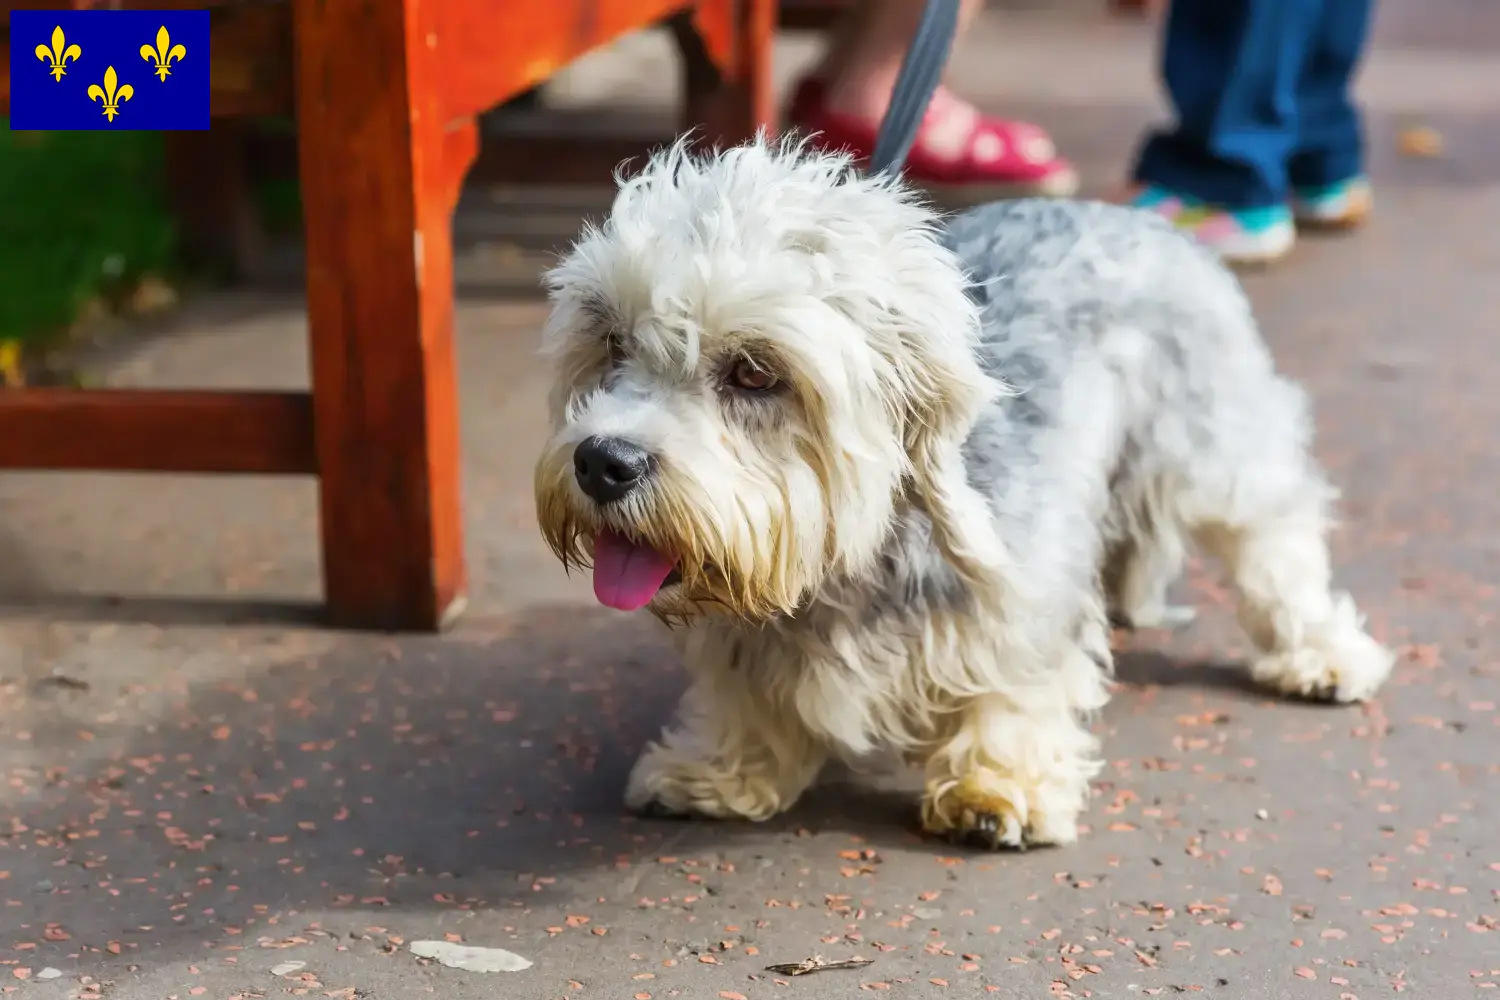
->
<box><xmin>1132</xmin><ymin>185</ymin><xmax>1296</xmax><ymax>266</ymax></box>
<box><xmin>786</xmin><ymin>77</ymin><xmax>1079</xmax><ymax>201</ymax></box>
<box><xmin>1291</xmin><ymin>176</ymin><xmax>1373</xmax><ymax>229</ymax></box>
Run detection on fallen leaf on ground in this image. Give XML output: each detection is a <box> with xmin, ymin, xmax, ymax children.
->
<box><xmin>763</xmin><ymin>956</ymin><xmax>874</xmax><ymax>976</ymax></box>
<box><xmin>1398</xmin><ymin>125</ymin><xmax>1444</xmax><ymax>158</ymax></box>
<box><xmin>128</xmin><ymin>275</ymin><xmax>179</xmax><ymax>315</ymax></box>
<box><xmin>409</xmin><ymin>940</ymin><xmax>533</xmax><ymax>972</ymax></box>
<box><xmin>0</xmin><ymin>342</ymin><xmax>23</xmax><ymax>388</ymax></box>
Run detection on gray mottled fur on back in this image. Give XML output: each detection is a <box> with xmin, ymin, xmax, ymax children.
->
<box><xmin>849</xmin><ymin>198</ymin><xmax>1304</xmax><ymax>645</ymax></box>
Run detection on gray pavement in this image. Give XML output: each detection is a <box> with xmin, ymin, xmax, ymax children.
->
<box><xmin>2</xmin><ymin>3</ymin><xmax>1499</xmax><ymax>998</ymax></box>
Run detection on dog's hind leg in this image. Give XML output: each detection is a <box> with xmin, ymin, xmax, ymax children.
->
<box><xmin>1102</xmin><ymin>469</ymin><xmax>1197</xmax><ymax>630</ymax></box>
<box><xmin>1104</xmin><ymin>527</ymin><xmax>1196</xmax><ymax>631</ymax></box>
<box><xmin>919</xmin><ymin>606</ymin><xmax>1112</xmax><ymax>849</ymax></box>
<box><xmin>1191</xmin><ymin>477</ymin><xmax>1393</xmax><ymax>703</ymax></box>
<box><xmin>625</xmin><ymin>656</ymin><xmax>826</xmax><ymax>822</ymax></box>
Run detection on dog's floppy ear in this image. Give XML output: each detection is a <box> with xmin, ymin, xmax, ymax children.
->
<box><xmin>893</xmin><ymin>325</ymin><xmax>1014</xmax><ymax>596</ymax></box>
<box><xmin>810</xmin><ymin>166</ymin><xmax>1017</xmax><ymax>598</ymax></box>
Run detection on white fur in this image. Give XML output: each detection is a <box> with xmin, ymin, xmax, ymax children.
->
<box><xmin>534</xmin><ymin>135</ymin><xmax>1395</xmax><ymax>849</ymax></box>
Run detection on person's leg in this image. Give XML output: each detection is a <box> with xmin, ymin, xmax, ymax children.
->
<box><xmin>1288</xmin><ymin>0</ymin><xmax>1374</xmax><ymax>227</ymax></box>
<box><xmin>817</xmin><ymin>0</ymin><xmax>984</xmax><ymax>121</ymax></box>
<box><xmin>799</xmin><ymin>5</ymin><xmax>869</xmax><ymax>102</ymax></box>
<box><xmin>1136</xmin><ymin>0</ymin><xmax>1326</xmax><ymax>208</ymax></box>
<box><xmin>1130</xmin><ymin>0</ymin><xmax>1326</xmax><ymax>263</ymax></box>
<box><xmin>789</xmin><ymin>0</ymin><xmax>1078</xmax><ymax>199</ymax></box>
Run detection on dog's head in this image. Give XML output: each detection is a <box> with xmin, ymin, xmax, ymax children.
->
<box><xmin>535</xmin><ymin>135</ymin><xmax>1007</xmax><ymax>622</ymax></box>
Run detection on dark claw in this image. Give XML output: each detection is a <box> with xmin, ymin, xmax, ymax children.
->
<box><xmin>967</xmin><ymin>812</ymin><xmax>1000</xmax><ymax>851</ymax></box>
<box><xmin>633</xmin><ymin>798</ymin><xmax>694</xmax><ymax>821</ymax></box>
<box><xmin>948</xmin><ymin>812</ymin><xmax>1028</xmax><ymax>852</ymax></box>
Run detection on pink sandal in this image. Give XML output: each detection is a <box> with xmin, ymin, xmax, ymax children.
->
<box><xmin>786</xmin><ymin>77</ymin><xmax>1079</xmax><ymax>201</ymax></box>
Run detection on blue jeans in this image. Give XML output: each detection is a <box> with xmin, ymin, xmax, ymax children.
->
<box><xmin>1133</xmin><ymin>0</ymin><xmax>1373</xmax><ymax>209</ymax></box>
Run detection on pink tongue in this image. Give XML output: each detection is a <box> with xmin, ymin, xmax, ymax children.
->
<box><xmin>592</xmin><ymin>530</ymin><xmax>677</xmax><ymax>611</ymax></box>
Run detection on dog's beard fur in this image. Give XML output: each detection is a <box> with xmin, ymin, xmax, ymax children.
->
<box><xmin>534</xmin><ymin>135</ymin><xmax>1011</xmax><ymax>623</ymax></box>
<box><xmin>533</xmin><ymin>381</ymin><xmax>856</xmax><ymax>621</ymax></box>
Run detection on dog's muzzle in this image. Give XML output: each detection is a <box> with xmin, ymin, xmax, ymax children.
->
<box><xmin>573</xmin><ymin>436</ymin><xmax>654</xmax><ymax>505</ymax></box>
<box><xmin>568</xmin><ymin>436</ymin><xmax>680</xmax><ymax>611</ymax></box>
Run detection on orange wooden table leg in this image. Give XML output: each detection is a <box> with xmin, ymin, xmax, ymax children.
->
<box><xmin>291</xmin><ymin>0</ymin><xmax>471</xmax><ymax>631</ymax></box>
<box><xmin>680</xmin><ymin>0</ymin><xmax>777</xmax><ymax>146</ymax></box>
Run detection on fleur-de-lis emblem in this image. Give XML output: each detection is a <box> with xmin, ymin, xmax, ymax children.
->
<box><xmin>87</xmin><ymin>66</ymin><xmax>134</xmax><ymax>122</ymax></box>
<box><xmin>34</xmin><ymin>25</ymin><xmax>81</xmax><ymax>81</ymax></box>
<box><xmin>139</xmin><ymin>25</ymin><xmax>186</xmax><ymax>81</ymax></box>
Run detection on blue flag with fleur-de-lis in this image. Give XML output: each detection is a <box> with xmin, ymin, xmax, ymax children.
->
<box><xmin>8</xmin><ymin>9</ymin><xmax>210</xmax><ymax>130</ymax></box>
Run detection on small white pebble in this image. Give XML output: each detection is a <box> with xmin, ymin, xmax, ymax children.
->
<box><xmin>1256</xmin><ymin>808</ymin><xmax>1270</xmax><ymax>820</ymax></box>
<box><xmin>36</xmin><ymin>968</ymin><xmax>63</xmax><ymax>981</ymax></box>
<box><xmin>271</xmin><ymin>961</ymin><xmax>306</xmax><ymax>977</ymax></box>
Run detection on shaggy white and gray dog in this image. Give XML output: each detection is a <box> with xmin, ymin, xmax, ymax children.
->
<box><xmin>534</xmin><ymin>136</ymin><xmax>1394</xmax><ymax>849</ymax></box>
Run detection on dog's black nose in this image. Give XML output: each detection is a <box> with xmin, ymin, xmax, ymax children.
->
<box><xmin>573</xmin><ymin>436</ymin><xmax>653</xmax><ymax>504</ymax></box>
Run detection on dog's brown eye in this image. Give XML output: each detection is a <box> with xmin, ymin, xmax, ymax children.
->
<box><xmin>729</xmin><ymin>357</ymin><xmax>778</xmax><ymax>392</ymax></box>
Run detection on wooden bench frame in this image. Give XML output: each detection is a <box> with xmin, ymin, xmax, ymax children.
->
<box><xmin>0</xmin><ymin>0</ymin><xmax>775</xmax><ymax>630</ymax></box>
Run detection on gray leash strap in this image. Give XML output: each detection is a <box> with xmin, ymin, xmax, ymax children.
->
<box><xmin>867</xmin><ymin>0</ymin><xmax>963</xmax><ymax>177</ymax></box>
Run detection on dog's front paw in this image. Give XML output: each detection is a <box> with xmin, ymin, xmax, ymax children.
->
<box><xmin>624</xmin><ymin>746</ymin><xmax>785</xmax><ymax>822</ymax></box>
<box><xmin>921</xmin><ymin>771</ymin><xmax>1082</xmax><ymax>850</ymax></box>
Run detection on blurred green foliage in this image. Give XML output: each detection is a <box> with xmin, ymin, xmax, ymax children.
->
<box><xmin>0</xmin><ymin>121</ymin><xmax>177</xmax><ymax>345</ymax></box>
